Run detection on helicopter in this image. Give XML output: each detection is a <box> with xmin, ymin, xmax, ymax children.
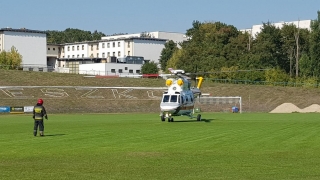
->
<box><xmin>160</xmin><ymin>68</ymin><xmax>203</xmax><ymax>122</ymax></box>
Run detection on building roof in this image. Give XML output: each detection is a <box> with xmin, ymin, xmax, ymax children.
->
<box><xmin>62</xmin><ymin>37</ymin><xmax>167</xmax><ymax>46</ymax></box>
<box><xmin>100</xmin><ymin>37</ymin><xmax>167</xmax><ymax>42</ymax></box>
<box><xmin>0</xmin><ymin>28</ymin><xmax>46</xmax><ymax>34</ymax></box>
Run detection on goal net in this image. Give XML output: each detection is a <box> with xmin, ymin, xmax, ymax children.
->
<box><xmin>196</xmin><ymin>96</ymin><xmax>242</xmax><ymax>113</ymax></box>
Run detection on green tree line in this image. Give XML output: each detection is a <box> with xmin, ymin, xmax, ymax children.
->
<box><xmin>160</xmin><ymin>11</ymin><xmax>320</xmax><ymax>86</ymax></box>
<box><xmin>46</xmin><ymin>28</ymin><xmax>106</xmax><ymax>44</ymax></box>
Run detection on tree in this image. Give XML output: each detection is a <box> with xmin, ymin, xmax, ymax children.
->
<box><xmin>8</xmin><ymin>46</ymin><xmax>22</xmax><ymax>68</ymax></box>
<box><xmin>166</xmin><ymin>49</ymin><xmax>184</xmax><ymax>71</ymax></box>
<box><xmin>0</xmin><ymin>46</ymin><xmax>22</xmax><ymax>69</ymax></box>
<box><xmin>251</xmin><ymin>22</ymin><xmax>286</xmax><ymax>70</ymax></box>
<box><xmin>141</xmin><ymin>61</ymin><xmax>158</xmax><ymax>74</ymax></box>
<box><xmin>159</xmin><ymin>40</ymin><xmax>178</xmax><ymax>71</ymax></box>
<box><xmin>46</xmin><ymin>28</ymin><xmax>106</xmax><ymax>44</ymax></box>
<box><xmin>179</xmin><ymin>21</ymin><xmax>240</xmax><ymax>73</ymax></box>
<box><xmin>281</xmin><ymin>24</ymin><xmax>297</xmax><ymax>77</ymax></box>
<box><xmin>186</xmin><ymin>20</ymin><xmax>202</xmax><ymax>38</ymax></box>
<box><xmin>280</xmin><ymin>23</ymin><xmax>310</xmax><ymax>78</ymax></box>
<box><xmin>309</xmin><ymin>11</ymin><xmax>320</xmax><ymax>77</ymax></box>
<box><xmin>299</xmin><ymin>54</ymin><xmax>312</xmax><ymax>77</ymax></box>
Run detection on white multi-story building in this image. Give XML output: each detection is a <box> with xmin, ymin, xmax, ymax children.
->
<box><xmin>240</xmin><ymin>20</ymin><xmax>312</xmax><ymax>38</ymax></box>
<box><xmin>1</xmin><ymin>28</ymin><xmax>187</xmax><ymax>74</ymax></box>
<box><xmin>0</xmin><ymin>28</ymin><xmax>47</xmax><ymax>71</ymax></box>
<box><xmin>54</xmin><ymin>37</ymin><xmax>168</xmax><ymax>74</ymax></box>
<box><xmin>98</xmin><ymin>37</ymin><xmax>167</xmax><ymax>63</ymax></box>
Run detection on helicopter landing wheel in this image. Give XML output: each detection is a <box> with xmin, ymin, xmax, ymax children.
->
<box><xmin>197</xmin><ymin>114</ymin><xmax>201</xmax><ymax>121</ymax></box>
<box><xmin>161</xmin><ymin>115</ymin><xmax>165</xmax><ymax>122</ymax></box>
<box><xmin>168</xmin><ymin>117</ymin><xmax>174</xmax><ymax>122</ymax></box>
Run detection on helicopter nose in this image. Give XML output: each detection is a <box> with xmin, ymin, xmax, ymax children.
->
<box><xmin>160</xmin><ymin>103</ymin><xmax>180</xmax><ymax>112</ymax></box>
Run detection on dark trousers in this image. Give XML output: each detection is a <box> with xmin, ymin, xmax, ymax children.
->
<box><xmin>34</xmin><ymin>120</ymin><xmax>44</xmax><ymax>136</ymax></box>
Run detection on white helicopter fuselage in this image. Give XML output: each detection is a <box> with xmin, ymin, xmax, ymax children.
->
<box><xmin>160</xmin><ymin>78</ymin><xmax>195</xmax><ymax>117</ymax></box>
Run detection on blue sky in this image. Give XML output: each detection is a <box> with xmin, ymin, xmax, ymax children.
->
<box><xmin>1</xmin><ymin>0</ymin><xmax>319</xmax><ymax>35</ymax></box>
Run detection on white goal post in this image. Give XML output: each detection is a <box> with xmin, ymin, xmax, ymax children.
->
<box><xmin>198</xmin><ymin>96</ymin><xmax>242</xmax><ymax>113</ymax></box>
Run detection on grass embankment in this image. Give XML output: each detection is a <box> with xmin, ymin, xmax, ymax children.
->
<box><xmin>1</xmin><ymin>69</ymin><xmax>320</xmax><ymax>113</ymax></box>
<box><xmin>1</xmin><ymin>113</ymin><xmax>320</xmax><ymax>180</ymax></box>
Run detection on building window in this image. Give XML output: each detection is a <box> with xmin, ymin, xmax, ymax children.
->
<box><xmin>63</xmin><ymin>56</ymin><xmax>65</xmax><ymax>58</ymax></box>
<box><xmin>68</xmin><ymin>46</ymin><xmax>70</xmax><ymax>51</ymax></box>
<box><xmin>72</xmin><ymin>55</ymin><xmax>75</xmax><ymax>58</ymax></box>
<box><xmin>96</xmin><ymin>45</ymin><xmax>99</xmax><ymax>50</ymax></box>
<box><xmin>128</xmin><ymin>51</ymin><xmax>130</xmax><ymax>56</ymax></box>
<box><xmin>90</xmin><ymin>53</ymin><xmax>93</xmax><ymax>58</ymax></box>
<box><xmin>97</xmin><ymin>53</ymin><xmax>99</xmax><ymax>57</ymax></box>
<box><xmin>68</xmin><ymin>55</ymin><xmax>70</xmax><ymax>58</ymax></box>
<box><xmin>82</xmin><ymin>54</ymin><xmax>84</xmax><ymax>58</ymax></box>
<box><xmin>136</xmin><ymin>70</ymin><xmax>140</xmax><ymax>73</ymax></box>
<box><xmin>118</xmin><ymin>69</ymin><xmax>123</xmax><ymax>73</ymax></box>
<box><xmin>102</xmin><ymin>52</ymin><xmax>105</xmax><ymax>58</ymax></box>
<box><xmin>111</xmin><ymin>69</ymin><xmax>116</xmax><ymax>73</ymax></box>
<box><xmin>77</xmin><ymin>54</ymin><xmax>79</xmax><ymax>58</ymax></box>
<box><xmin>107</xmin><ymin>52</ymin><xmax>110</xmax><ymax>57</ymax></box>
<box><xmin>91</xmin><ymin>45</ymin><xmax>93</xmax><ymax>51</ymax></box>
<box><xmin>77</xmin><ymin>46</ymin><xmax>79</xmax><ymax>50</ymax></box>
<box><xmin>48</xmin><ymin>48</ymin><xmax>50</xmax><ymax>50</ymax></box>
<box><xmin>112</xmin><ymin>42</ymin><xmax>115</xmax><ymax>47</ymax></box>
<box><xmin>118</xmin><ymin>51</ymin><xmax>121</xmax><ymax>57</ymax></box>
<box><xmin>53</xmin><ymin>48</ymin><xmax>55</xmax><ymax>51</ymax></box>
<box><xmin>127</xmin><ymin>42</ymin><xmax>130</xmax><ymax>48</ymax></box>
<box><xmin>118</xmin><ymin>42</ymin><xmax>120</xmax><ymax>47</ymax></box>
<box><xmin>102</xmin><ymin>43</ymin><xmax>105</xmax><ymax>48</ymax></box>
<box><xmin>72</xmin><ymin>46</ymin><xmax>74</xmax><ymax>51</ymax></box>
<box><xmin>82</xmin><ymin>45</ymin><xmax>84</xmax><ymax>50</ymax></box>
<box><xmin>113</xmin><ymin>52</ymin><xmax>115</xmax><ymax>56</ymax></box>
<box><xmin>125</xmin><ymin>67</ymin><xmax>128</xmax><ymax>70</ymax></box>
<box><xmin>107</xmin><ymin>43</ymin><xmax>110</xmax><ymax>48</ymax></box>
<box><xmin>62</xmin><ymin>47</ymin><xmax>64</xmax><ymax>53</ymax></box>
<box><xmin>129</xmin><ymin>69</ymin><xmax>133</xmax><ymax>73</ymax></box>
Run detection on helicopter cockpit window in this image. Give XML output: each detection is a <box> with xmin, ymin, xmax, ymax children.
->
<box><xmin>170</xmin><ymin>95</ymin><xmax>178</xmax><ymax>102</ymax></box>
<box><xmin>162</xmin><ymin>95</ymin><xmax>170</xmax><ymax>102</ymax></box>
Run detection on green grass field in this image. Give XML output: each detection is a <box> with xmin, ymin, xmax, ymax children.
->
<box><xmin>1</xmin><ymin>113</ymin><xmax>320</xmax><ymax>180</ymax></box>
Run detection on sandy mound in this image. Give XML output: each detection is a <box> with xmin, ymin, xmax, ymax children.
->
<box><xmin>270</xmin><ymin>103</ymin><xmax>320</xmax><ymax>113</ymax></box>
<box><xmin>270</xmin><ymin>103</ymin><xmax>301</xmax><ymax>113</ymax></box>
<box><xmin>300</xmin><ymin>104</ymin><xmax>320</xmax><ymax>113</ymax></box>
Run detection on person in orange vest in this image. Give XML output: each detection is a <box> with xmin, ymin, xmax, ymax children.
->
<box><xmin>33</xmin><ymin>99</ymin><xmax>48</xmax><ymax>136</ymax></box>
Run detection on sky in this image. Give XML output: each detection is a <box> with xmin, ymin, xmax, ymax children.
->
<box><xmin>1</xmin><ymin>0</ymin><xmax>319</xmax><ymax>35</ymax></box>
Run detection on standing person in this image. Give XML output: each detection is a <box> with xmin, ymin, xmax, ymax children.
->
<box><xmin>33</xmin><ymin>99</ymin><xmax>48</xmax><ymax>136</ymax></box>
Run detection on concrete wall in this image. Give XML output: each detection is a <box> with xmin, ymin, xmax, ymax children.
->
<box><xmin>133</xmin><ymin>39</ymin><xmax>165</xmax><ymax>63</ymax></box>
<box><xmin>79</xmin><ymin>63</ymin><xmax>142</xmax><ymax>75</ymax></box>
<box><xmin>47</xmin><ymin>45</ymin><xmax>60</xmax><ymax>58</ymax></box>
<box><xmin>3</xmin><ymin>31</ymin><xmax>46</xmax><ymax>67</ymax></box>
<box><xmin>152</xmin><ymin>31</ymin><xmax>188</xmax><ymax>43</ymax></box>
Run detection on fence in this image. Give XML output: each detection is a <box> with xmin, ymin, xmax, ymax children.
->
<box><xmin>209</xmin><ymin>78</ymin><xmax>320</xmax><ymax>88</ymax></box>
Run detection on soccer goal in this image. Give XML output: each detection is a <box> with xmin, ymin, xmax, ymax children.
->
<box><xmin>198</xmin><ymin>96</ymin><xmax>242</xmax><ymax>113</ymax></box>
